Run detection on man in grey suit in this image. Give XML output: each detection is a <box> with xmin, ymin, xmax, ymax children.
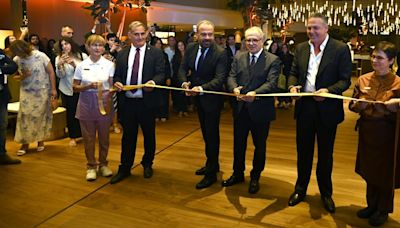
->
<box><xmin>287</xmin><ymin>13</ymin><xmax>352</xmax><ymax>212</ymax></box>
<box><xmin>111</xmin><ymin>21</ymin><xmax>165</xmax><ymax>184</ymax></box>
<box><xmin>223</xmin><ymin>27</ymin><xmax>281</xmax><ymax>194</ymax></box>
<box><xmin>178</xmin><ymin>20</ymin><xmax>228</xmax><ymax>189</ymax></box>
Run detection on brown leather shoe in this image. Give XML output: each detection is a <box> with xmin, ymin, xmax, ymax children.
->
<box><xmin>0</xmin><ymin>154</ymin><xmax>21</xmax><ymax>165</ymax></box>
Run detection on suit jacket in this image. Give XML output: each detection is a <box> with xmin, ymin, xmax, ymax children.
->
<box><xmin>0</xmin><ymin>49</ymin><xmax>17</xmax><ymax>105</ymax></box>
<box><xmin>288</xmin><ymin>38</ymin><xmax>352</xmax><ymax>125</ymax></box>
<box><xmin>227</xmin><ymin>50</ymin><xmax>281</xmax><ymax>123</ymax></box>
<box><xmin>226</xmin><ymin>45</ymin><xmax>240</xmax><ymax>68</ymax></box>
<box><xmin>114</xmin><ymin>45</ymin><xmax>165</xmax><ymax>109</ymax></box>
<box><xmin>178</xmin><ymin>42</ymin><xmax>228</xmax><ymax>112</ymax></box>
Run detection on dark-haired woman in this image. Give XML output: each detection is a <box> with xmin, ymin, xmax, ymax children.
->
<box><xmin>56</xmin><ymin>37</ymin><xmax>87</xmax><ymax>146</ymax></box>
<box><xmin>349</xmin><ymin>41</ymin><xmax>400</xmax><ymax>226</ymax></box>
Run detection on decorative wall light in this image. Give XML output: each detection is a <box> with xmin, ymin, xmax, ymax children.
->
<box><xmin>267</xmin><ymin>0</ymin><xmax>400</xmax><ymax>35</ymax></box>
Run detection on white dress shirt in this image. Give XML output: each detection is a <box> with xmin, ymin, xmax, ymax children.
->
<box><xmin>126</xmin><ymin>44</ymin><xmax>146</xmax><ymax>98</ymax></box>
<box><xmin>304</xmin><ymin>35</ymin><xmax>329</xmax><ymax>92</ymax></box>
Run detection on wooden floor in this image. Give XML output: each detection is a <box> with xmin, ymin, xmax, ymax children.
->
<box><xmin>1</xmin><ymin>98</ymin><xmax>400</xmax><ymax>227</ymax></box>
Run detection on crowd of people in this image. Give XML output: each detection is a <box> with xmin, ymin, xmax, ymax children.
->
<box><xmin>1</xmin><ymin>12</ymin><xmax>400</xmax><ymax>227</ymax></box>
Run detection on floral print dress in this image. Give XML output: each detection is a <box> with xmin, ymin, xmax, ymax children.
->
<box><xmin>13</xmin><ymin>50</ymin><xmax>53</xmax><ymax>143</ymax></box>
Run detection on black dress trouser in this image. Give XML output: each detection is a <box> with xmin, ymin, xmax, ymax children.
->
<box><xmin>295</xmin><ymin>98</ymin><xmax>337</xmax><ymax>197</ymax></box>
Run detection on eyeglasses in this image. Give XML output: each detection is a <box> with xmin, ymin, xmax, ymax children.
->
<box><xmin>245</xmin><ymin>39</ymin><xmax>261</xmax><ymax>43</ymax></box>
<box><xmin>370</xmin><ymin>54</ymin><xmax>387</xmax><ymax>60</ymax></box>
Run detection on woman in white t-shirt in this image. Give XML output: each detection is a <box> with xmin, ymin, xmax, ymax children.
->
<box><xmin>73</xmin><ymin>35</ymin><xmax>115</xmax><ymax>181</ymax></box>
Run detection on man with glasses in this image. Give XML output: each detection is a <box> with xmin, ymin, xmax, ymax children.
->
<box><xmin>178</xmin><ymin>20</ymin><xmax>228</xmax><ymax>189</ymax></box>
<box><xmin>287</xmin><ymin>13</ymin><xmax>352</xmax><ymax>213</ymax></box>
<box><xmin>111</xmin><ymin>21</ymin><xmax>165</xmax><ymax>184</ymax></box>
<box><xmin>223</xmin><ymin>26</ymin><xmax>280</xmax><ymax>194</ymax></box>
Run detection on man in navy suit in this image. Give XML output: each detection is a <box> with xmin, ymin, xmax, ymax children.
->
<box><xmin>178</xmin><ymin>20</ymin><xmax>228</xmax><ymax>189</ymax></box>
<box><xmin>223</xmin><ymin>27</ymin><xmax>281</xmax><ymax>194</ymax></box>
<box><xmin>0</xmin><ymin>49</ymin><xmax>21</xmax><ymax>165</ymax></box>
<box><xmin>287</xmin><ymin>13</ymin><xmax>352</xmax><ymax>213</ymax></box>
<box><xmin>111</xmin><ymin>21</ymin><xmax>165</xmax><ymax>184</ymax></box>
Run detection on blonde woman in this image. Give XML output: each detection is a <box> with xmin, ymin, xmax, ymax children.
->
<box><xmin>73</xmin><ymin>35</ymin><xmax>114</xmax><ymax>181</ymax></box>
<box><xmin>10</xmin><ymin>40</ymin><xmax>57</xmax><ymax>155</ymax></box>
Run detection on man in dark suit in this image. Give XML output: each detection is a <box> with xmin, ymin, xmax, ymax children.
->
<box><xmin>178</xmin><ymin>20</ymin><xmax>228</xmax><ymax>189</ymax></box>
<box><xmin>0</xmin><ymin>49</ymin><xmax>21</xmax><ymax>165</ymax></box>
<box><xmin>287</xmin><ymin>13</ymin><xmax>352</xmax><ymax>213</ymax></box>
<box><xmin>226</xmin><ymin>34</ymin><xmax>239</xmax><ymax>70</ymax></box>
<box><xmin>223</xmin><ymin>27</ymin><xmax>281</xmax><ymax>194</ymax></box>
<box><xmin>110</xmin><ymin>21</ymin><xmax>165</xmax><ymax>184</ymax></box>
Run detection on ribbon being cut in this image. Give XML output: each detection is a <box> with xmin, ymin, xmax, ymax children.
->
<box><xmin>97</xmin><ymin>83</ymin><xmax>387</xmax><ymax>116</ymax></box>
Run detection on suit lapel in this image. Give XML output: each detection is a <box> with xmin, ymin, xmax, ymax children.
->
<box><xmin>142</xmin><ymin>45</ymin><xmax>152</xmax><ymax>80</ymax></box>
<box><xmin>248</xmin><ymin>51</ymin><xmax>265</xmax><ymax>80</ymax></box>
<box><xmin>121</xmin><ymin>48</ymin><xmax>130</xmax><ymax>84</ymax></box>
<box><xmin>199</xmin><ymin>44</ymin><xmax>213</xmax><ymax>72</ymax></box>
<box><xmin>301</xmin><ymin>45</ymin><xmax>311</xmax><ymax>80</ymax></box>
<box><xmin>316</xmin><ymin>38</ymin><xmax>332</xmax><ymax>79</ymax></box>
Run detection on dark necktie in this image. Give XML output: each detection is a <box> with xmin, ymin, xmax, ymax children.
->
<box><xmin>250</xmin><ymin>54</ymin><xmax>256</xmax><ymax>66</ymax></box>
<box><xmin>197</xmin><ymin>48</ymin><xmax>206</xmax><ymax>71</ymax></box>
<box><xmin>130</xmin><ymin>47</ymin><xmax>140</xmax><ymax>92</ymax></box>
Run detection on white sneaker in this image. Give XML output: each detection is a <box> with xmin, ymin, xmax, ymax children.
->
<box><xmin>69</xmin><ymin>139</ymin><xmax>77</xmax><ymax>146</ymax></box>
<box><xmin>99</xmin><ymin>166</ymin><xmax>113</xmax><ymax>177</ymax></box>
<box><xmin>86</xmin><ymin>169</ymin><xmax>97</xmax><ymax>181</ymax></box>
<box><xmin>113</xmin><ymin>126</ymin><xmax>121</xmax><ymax>134</ymax></box>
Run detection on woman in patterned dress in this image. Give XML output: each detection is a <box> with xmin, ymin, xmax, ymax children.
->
<box><xmin>10</xmin><ymin>40</ymin><xmax>57</xmax><ymax>155</ymax></box>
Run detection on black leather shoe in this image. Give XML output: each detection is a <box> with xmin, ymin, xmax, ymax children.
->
<box><xmin>196</xmin><ymin>176</ymin><xmax>217</xmax><ymax>189</ymax></box>
<box><xmin>221</xmin><ymin>174</ymin><xmax>244</xmax><ymax>187</ymax></box>
<box><xmin>110</xmin><ymin>171</ymin><xmax>131</xmax><ymax>184</ymax></box>
<box><xmin>288</xmin><ymin>192</ymin><xmax>305</xmax><ymax>206</ymax></box>
<box><xmin>357</xmin><ymin>207</ymin><xmax>376</xmax><ymax>219</ymax></box>
<box><xmin>321</xmin><ymin>196</ymin><xmax>336</xmax><ymax>213</ymax></box>
<box><xmin>195</xmin><ymin>167</ymin><xmax>207</xmax><ymax>175</ymax></box>
<box><xmin>248</xmin><ymin>179</ymin><xmax>260</xmax><ymax>194</ymax></box>
<box><xmin>143</xmin><ymin>166</ymin><xmax>153</xmax><ymax>178</ymax></box>
<box><xmin>368</xmin><ymin>211</ymin><xmax>388</xmax><ymax>226</ymax></box>
<box><xmin>0</xmin><ymin>154</ymin><xmax>21</xmax><ymax>165</ymax></box>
